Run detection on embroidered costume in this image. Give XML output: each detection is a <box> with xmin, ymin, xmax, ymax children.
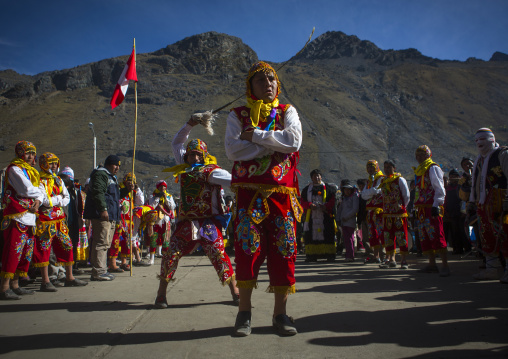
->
<box><xmin>1</xmin><ymin>141</ymin><xmax>43</xmax><ymax>279</ymax></box>
<box><xmin>147</xmin><ymin>180</ymin><xmax>176</xmax><ymax>257</ymax></box>
<box><xmin>379</xmin><ymin>173</ymin><xmax>410</xmax><ymax>256</ymax></box>
<box><xmin>158</xmin><ymin>124</ymin><xmax>235</xmax><ymax>286</ymax></box>
<box><xmin>413</xmin><ymin>147</ymin><xmax>447</xmax><ymax>255</ymax></box>
<box><xmin>361</xmin><ymin>161</ymin><xmax>385</xmax><ymax>250</ymax></box>
<box><xmin>469</xmin><ymin>128</ymin><xmax>508</xmax><ymax>281</ymax></box>
<box><xmin>225</xmin><ymin>61</ymin><xmax>303</xmax><ymax>295</ymax></box>
<box><xmin>32</xmin><ymin>153</ymin><xmax>74</xmax><ymax>268</ymax></box>
<box><xmin>301</xmin><ymin>180</ymin><xmax>337</xmax><ymax>261</ymax></box>
<box><xmin>108</xmin><ymin>173</ymin><xmax>145</xmax><ymax>262</ymax></box>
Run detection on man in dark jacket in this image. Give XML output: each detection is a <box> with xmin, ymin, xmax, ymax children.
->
<box><xmin>83</xmin><ymin>155</ymin><xmax>121</xmax><ymax>281</ymax></box>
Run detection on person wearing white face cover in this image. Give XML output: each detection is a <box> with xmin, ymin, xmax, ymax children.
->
<box><xmin>468</xmin><ymin>128</ymin><xmax>508</xmax><ymax>283</ymax></box>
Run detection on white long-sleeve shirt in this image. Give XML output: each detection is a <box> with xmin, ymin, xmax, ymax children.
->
<box><xmin>133</xmin><ymin>188</ymin><xmax>145</xmax><ymax>207</ymax></box>
<box><xmin>361</xmin><ymin>177</ymin><xmax>383</xmax><ymax>201</ymax></box>
<box><xmin>428</xmin><ymin>166</ymin><xmax>445</xmax><ymax>207</ymax></box>
<box><xmin>172</xmin><ymin>123</ymin><xmax>232</xmax><ymax>188</ymax></box>
<box><xmin>224</xmin><ymin>105</ymin><xmax>302</xmax><ymax>161</ymax></box>
<box><xmin>399</xmin><ymin>177</ymin><xmax>411</xmax><ymax>208</ymax></box>
<box><xmin>7</xmin><ymin>166</ymin><xmax>44</xmax><ymax>226</ymax></box>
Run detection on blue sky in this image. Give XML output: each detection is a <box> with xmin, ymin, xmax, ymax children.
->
<box><xmin>1</xmin><ymin>0</ymin><xmax>507</xmax><ymax>75</ymax></box>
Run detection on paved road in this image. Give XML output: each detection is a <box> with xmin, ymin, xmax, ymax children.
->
<box><xmin>1</xmin><ymin>252</ymin><xmax>507</xmax><ymax>359</ymax></box>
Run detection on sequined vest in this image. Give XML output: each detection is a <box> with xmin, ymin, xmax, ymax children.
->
<box><xmin>473</xmin><ymin>147</ymin><xmax>507</xmax><ymax>193</ymax></box>
<box><xmin>230</xmin><ymin>105</ymin><xmax>299</xmax><ymax>190</ymax></box>
<box><xmin>38</xmin><ymin>176</ymin><xmax>66</xmax><ymax>222</ymax></box>
<box><xmin>414</xmin><ymin>164</ymin><xmax>438</xmax><ymax>207</ymax></box>
<box><xmin>179</xmin><ymin>164</ymin><xmax>223</xmax><ymax>219</ymax></box>
<box><xmin>381</xmin><ymin>176</ymin><xmax>407</xmax><ymax>216</ymax></box>
<box><xmin>1</xmin><ymin>164</ymin><xmax>36</xmax><ymax>219</ymax></box>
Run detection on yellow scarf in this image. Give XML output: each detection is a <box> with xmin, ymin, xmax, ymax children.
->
<box><xmin>9</xmin><ymin>157</ymin><xmax>40</xmax><ymax>188</ymax></box>
<box><xmin>246</xmin><ymin>97</ymin><xmax>279</xmax><ymax>128</ymax></box>
<box><xmin>413</xmin><ymin>158</ymin><xmax>437</xmax><ymax>188</ymax></box>
<box><xmin>163</xmin><ymin>154</ymin><xmax>218</xmax><ymax>182</ymax></box>
<box><xmin>40</xmin><ymin>171</ymin><xmax>63</xmax><ymax>207</ymax></box>
<box><xmin>378</xmin><ymin>173</ymin><xmax>401</xmax><ymax>192</ymax></box>
<box><xmin>368</xmin><ymin>170</ymin><xmax>384</xmax><ymax>188</ymax></box>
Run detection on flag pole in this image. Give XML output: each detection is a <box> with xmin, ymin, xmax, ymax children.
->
<box><xmin>129</xmin><ymin>38</ymin><xmax>138</xmax><ymax>277</ymax></box>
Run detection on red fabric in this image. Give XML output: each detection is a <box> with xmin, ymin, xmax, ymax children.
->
<box><xmin>33</xmin><ymin>221</ymin><xmax>74</xmax><ymax>266</ymax></box>
<box><xmin>366</xmin><ymin>210</ymin><xmax>383</xmax><ymax>248</ymax></box>
<box><xmin>383</xmin><ymin>216</ymin><xmax>409</xmax><ymax>254</ymax></box>
<box><xmin>416</xmin><ymin>207</ymin><xmax>447</xmax><ymax>253</ymax></box>
<box><xmin>110</xmin><ymin>48</ymin><xmax>137</xmax><ymax>109</ymax></box>
<box><xmin>159</xmin><ymin>218</ymin><xmax>234</xmax><ymax>284</ymax></box>
<box><xmin>234</xmin><ymin>188</ymin><xmax>296</xmax><ymax>287</ymax></box>
<box><xmin>231</xmin><ymin>105</ymin><xmax>300</xmax><ymax>191</ymax></box>
<box><xmin>0</xmin><ymin>220</ymin><xmax>34</xmax><ymax>276</ymax></box>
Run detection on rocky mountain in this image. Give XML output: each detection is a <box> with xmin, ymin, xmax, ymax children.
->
<box><xmin>1</xmin><ymin>31</ymin><xmax>507</xmax><ymax>194</ymax></box>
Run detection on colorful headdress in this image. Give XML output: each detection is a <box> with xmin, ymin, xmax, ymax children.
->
<box><xmin>123</xmin><ymin>172</ymin><xmax>136</xmax><ymax>184</ymax></box>
<box><xmin>15</xmin><ymin>141</ymin><xmax>36</xmax><ymax>158</ymax></box>
<box><xmin>185</xmin><ymin>139</ymin><xmax>217</xmax><ymax>166</ymax></box>
<box><xmin>60</xmin><ymin>166</ymin><xmax>74</xmax><ymax>181</ymax></box>
<box><xmin>366</xmin><ymin>160</ymin><xmax>380</xmax><ymax>172</ymax></box>
<box><xmin>475</xmin><ymin>128</ymin><xmax>495</xmax><ymax>142</ymax></box>
<box><xmin>186</xmin><ymin>139</ymin><xmax>208</xmax><ymax>157</ymax></box>
<box><xmin>39</xmin><ymin>152</ymin><xmax>60</xmax><ymax>173</ymax></box>
<box><xmin>156</xmin><ymin>180</ymin><xmax>167</xmax><ymax>189</ymax></box>
<box><xmin>245</xmin><ymin>61</ymin><xmax>282</xmax><ymax>128</ymax></box>
<box><xmin>246</xmin><ymin>61</ymin><xmax>281</xmax><ymax>99</ymax></box>
<box><xmin>415</xmin><ymin>145</ymin><xmax>432</xmax><ymax>159</ymax></box>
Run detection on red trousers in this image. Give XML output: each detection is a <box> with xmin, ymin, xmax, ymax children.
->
<box><xmin>366</xmin><ymin>209</ymin><xmax>383</xmax><ymax>249</ymax></box>
<box><xmin>159</xmin><ymin>218</ymin><xmax>234</xmax><ymax>285</ymax></box>
<box><xmin>0</xmin><ymin>219</ymin><xmax>35</xmax><ymax>278</ymax></box>
<box><xmin>33</xmin><ymin>220</ymin><xmax>74</xmax><ymax>267</ymax></box>
<box><xmin>477</xmin><ymin>202</ymin><xmax>508</xmax><ymax>257</ymax></box>
<box><xmin>108</xmin><ymin>228</ymin><xmax>132</xmax><ymax>259</ymax></box>
<box><xmin>234</xmin><ymin>188</ymin><xmax>297</xmax><ymax>293</ymax></box>
<box><xmin>382</xmin><ymin>215</ymin><xmax>409</xmax><ymax>255</ymax></box>
<box><xmin>415</xmin><ymin>207</ymin><xmax>447</xmax><ymax>254</ymax></box>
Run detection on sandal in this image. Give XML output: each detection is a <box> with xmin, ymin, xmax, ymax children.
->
<box><xmin>120</xmin><ymin>263</ymin><xmax>131</xmax><ymax>271</ymax></box>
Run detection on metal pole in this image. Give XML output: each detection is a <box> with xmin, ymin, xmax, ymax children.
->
<box><xmin>93</xmin><ymin>135</ymin><xmax>97</xmax><ymax>169</ymax></box>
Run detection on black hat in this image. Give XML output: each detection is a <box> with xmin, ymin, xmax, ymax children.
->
<box><xmin>449</xmin><ymin>169</ymin><xmax>460</xmax><ymax>177</ymax></box>
<box><xmin>461</xmin><ymin>157</ymin><xmax>473</xmax><ymax>165</ymax></box>
<box><xmin>104</xmin><ymin>155</ymin><xmax>121</xmax><ymax>166</ymax></box>
<box><xmin>310</xmin><ymin>169</ymin><xmax>322</xmax><ymax>177</ymax></box>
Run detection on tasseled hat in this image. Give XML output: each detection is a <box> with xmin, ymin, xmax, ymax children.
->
<box><xmin>415</xmin><ymin>145</ymin><xmax>432</xmax><ymax>159</ymax></box>
<box><xmin>123</xmin><ymin>172</ymin><xmax>136</xmax><ymax>184</ymax></box>
<box><xmin>366</xmin><ymin>160</ymin><xmax>380</xmax><ymax>172</ymax></box>
<box><xmin>39</xmin><ymin>152</ymin><xmax>60</xmax><ymax>173</ymax></box>
<box><xmin>15</xmin><ymin>141</ymin><xmax>36</xmax><ymax>158</ymax></box>
<box><xmin>185</xmin><ymin>139</ymin><xmax>217</xmax><ymax>166</ymax></box>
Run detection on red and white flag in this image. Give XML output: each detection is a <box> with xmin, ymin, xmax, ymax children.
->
<box><xmin>110</xmin><ymin>48</ymin><xmax>138</xmax><ymax>109</ymax></box>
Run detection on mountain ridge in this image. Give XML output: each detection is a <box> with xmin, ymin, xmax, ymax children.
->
<box><xmin>1</xmin><ymin>31</ymin><xmax>507</xmax><ymax>193</ymax></box>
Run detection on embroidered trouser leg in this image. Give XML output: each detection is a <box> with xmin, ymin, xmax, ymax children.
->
<box><xmin>477</xmin><ymin>202</ymin><xmax>508</xmax><ymax>258</ymax></box>
<box><xmin>33</xmin><ymin>221</ymin><xmax>74</xmax><ymax>267</ymax></box>
<box><xmin>0</xmin><ymin>219</ymin><xmax>34</xmax><ymax>278</ymax></box>
<box><xmin>383</xmin><ymin>216</ymin><xmax>409</xmax><ymax>255</ymax></box>
<box><xmin>234</xmin><ymin>190</ymin><xmax>297</xmax><ymax>293</ymax></box>
<box><xmin>415</xmin><ymin>207</ymin><xmax>446</xmax><ymax>255</ymax></box>
<box><xmin>158</xmin><ymin>219</ymin><xmax>235</xmax><ymax>284</ymax></box>
<box><xmin>366</xmin><ymin>210</ymin><xmax>383</xmax><ymax>249</ymax></box>
<box><xmin>108</xmin><ymin>230</ymin><xmax>121</xmax><ymax>259</ymax></box>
